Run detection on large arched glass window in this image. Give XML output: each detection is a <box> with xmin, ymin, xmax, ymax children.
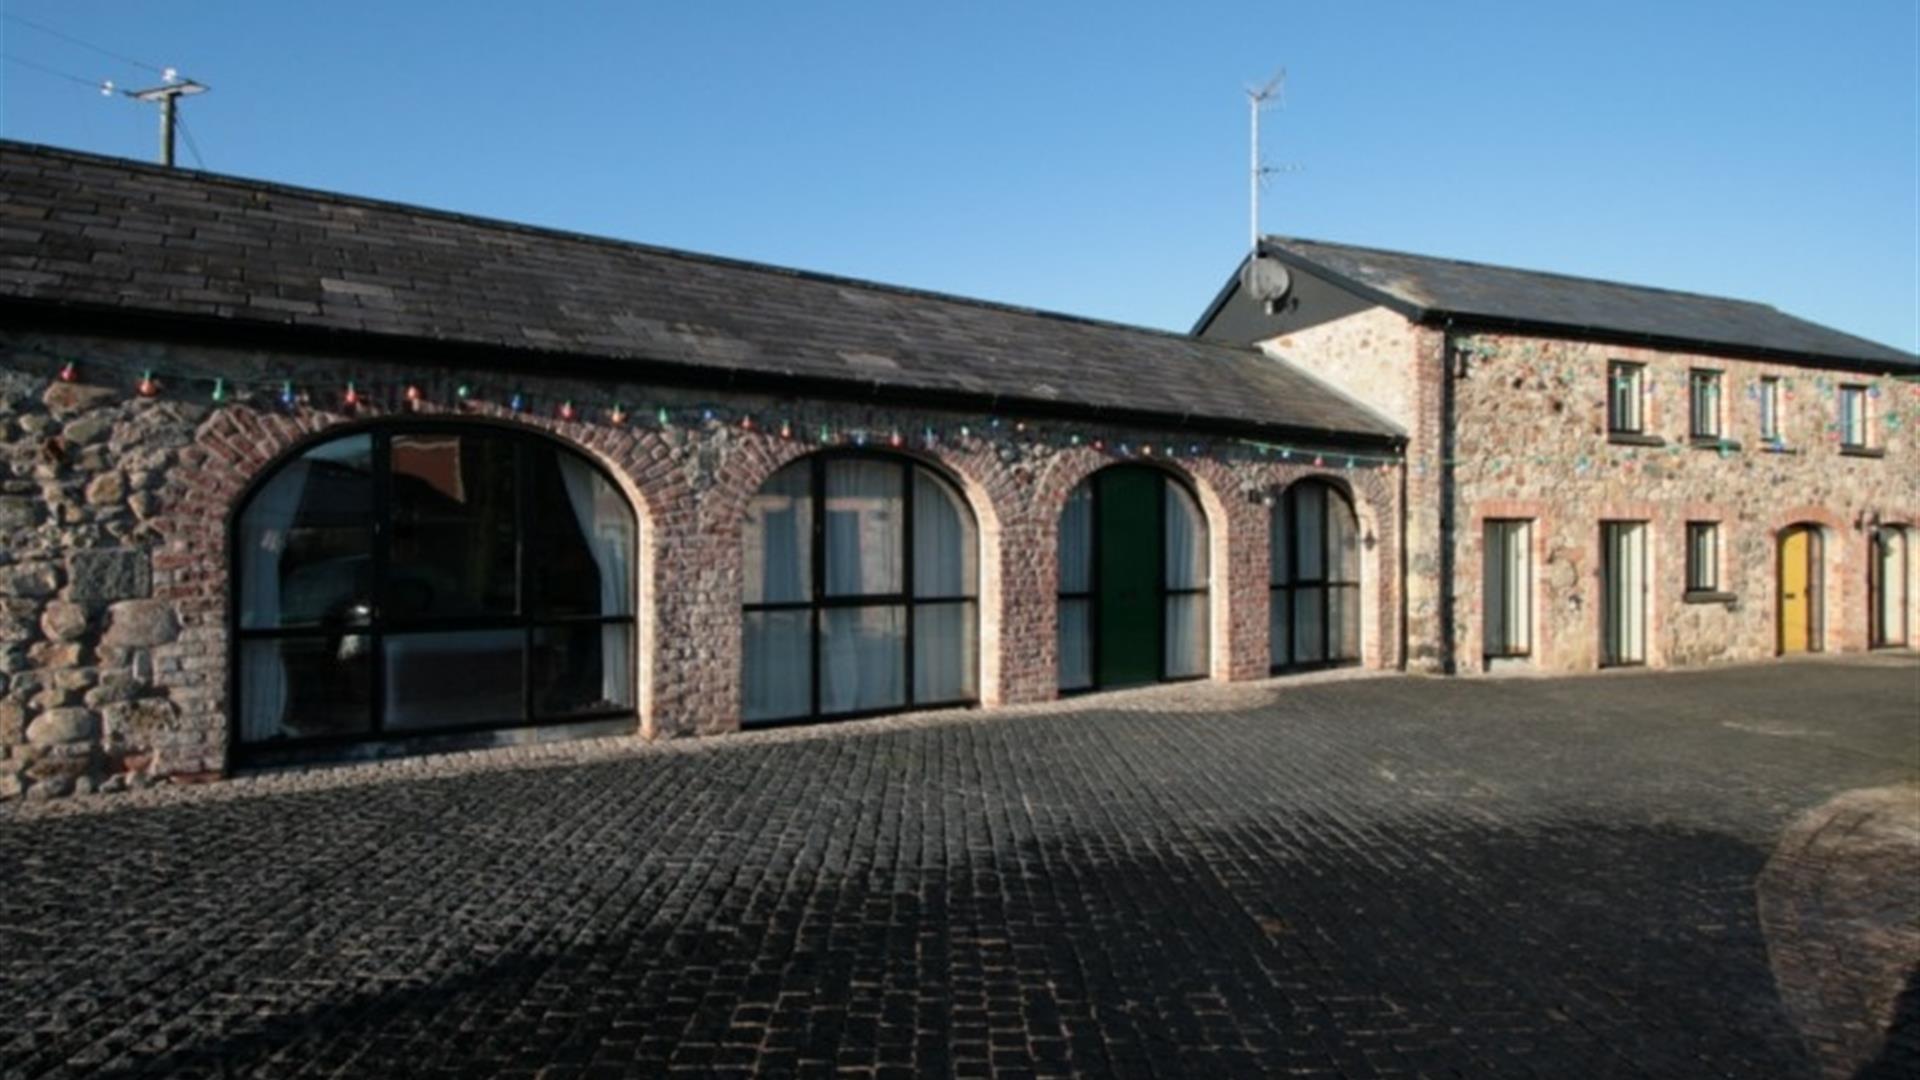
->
<box><xmin>1272</xmin><ymin>480</ymin><xmax>1360</xmax><ymax>670</ymax></box>
<box><xmin>742</xmin><ymin>453</ymin><xmax>979</xmax><ymax>724</ymax></box>
<box><xmin>234</xmin><ymin>425</ymin><xmax>637</xmax><ymax>750</ymax></box>
<box><xmin>1056</xmin><ymin>466</ymin><xmax>1209</xmax><ymax>692</ymax></box>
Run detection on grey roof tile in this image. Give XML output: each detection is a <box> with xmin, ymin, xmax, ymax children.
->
<box><xmin>0</xmin><ymin>140</ymin><xmax>1399</xmax><ymax>442</ymax></box>
<box><xmin>1263</xmin><ymin>236</ymin><xmax>1917</xmax><ymax>370</ymax></box>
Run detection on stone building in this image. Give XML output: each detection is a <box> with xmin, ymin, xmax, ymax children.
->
<box><xmin>0</xmin><ymin>142</ymin><xmax>1405</xmax><ymax>798</ymax></box>
<box><xmin>1197</xmin><ymin>237</ymin><xmax>1920</xmax><ymax>674</ymax></box>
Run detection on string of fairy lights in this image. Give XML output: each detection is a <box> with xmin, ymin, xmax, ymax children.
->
<box><xmin>17</xmin><ymin>341</ymin><xmax>1919</xmax><ymax>477</ymax></box>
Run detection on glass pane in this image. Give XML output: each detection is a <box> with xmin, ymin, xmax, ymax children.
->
<box><xmin>913</xmin><ymin>602</ymin><xmax>977</xmax><ymax>703</ymax></box>
<box><xmin>533</xmin><ymin>623</ymin><xmax>635</xmax><ymax>717</ymax></box>
<box><xmin>1293</xmin><ymin>585</ymin><xmax>1326</xmax><ymax>663</ymax></box>
<box><xmin>825</xmin><ymin>459</ymin><xmax>903</xmax><ymax>597</ymax></box>
<box><xmin>1164</xmin><ymin>593</ymin><xmax>1208</xmax><ymax>678</ymax></box>
<box><xmin>1058</xmin><ymin>482</ymin><xmax>1093</xmax><ymax>594</ymax></box>
<box><xmin>238</xmin><ymin>435</ymin><xmax>374</xmax><ymax>629</ymax></box>
<box><xmin>1269</xmin><ymin>502</ymin><xmax>1290</xmax><ymax>585</ymax></box>
<box><xmin>383</xmin><ymin>629</ymin><xmax>525</xmax><ymax>730</ymax></box>
<box><xmin>238</xmin><ymin>635</ymin><xmax>371</xmax><ymax>742</ymax></box>
<box><xmin>1330</xmin><ymin>585</ymin><xmax>1361</xmax><ymax>661</ymax></box>
<box><xmin>820</xmin><ymin>606</ymin><xmax>905</xmax><ymax>714</ymax></box>
<box><xmin>530</xmin><ymin>447</ymin><xmax>635</xmax><ymax>617</ymax></box>
<box><xmin>912</xmin><ymin>468</ymin><xmax>977</xmax><ymax>599</ymax></box>
<box><xmin>388</xmin><ymin>433</ymin><xmax>519</xmax><ymax>620</ymax></box>
<box><xmin>1163</xmin><ymin>483</ymin><xmax>1207</xmax><ymax>590</ymax></box>
<box><xmin>745</xmin><ymin>461</ymin><xmax>812</xmax><ymax>604</ymax></box>
<box><xmin>1293</xmin><ymin>485</ymin><xmax>1325</xmax><ymax>581</ymax></box>
<box><xmin>743</xmin><ymin>610</ymin><xmax>812</xmax><ymax>722</ymax></box>
<box><xmin>1270</xmin><ymin>588</ymin><xmax>1291</xmax><ymax>667</ymax></box>
<box><xmin>1057</xmin><ymin>598</ymin><xmax>1092</xmax><ymax>691</ymax></box>
<box><xmin>1327</xmin><ymin>491</ymin><xmax>1359</xmax><ymax>582</ymax></box>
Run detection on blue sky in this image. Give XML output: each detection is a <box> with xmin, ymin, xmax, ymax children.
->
<box><xmin>3</xmin><ymin>1</ymin><xmax>1916</xmax><ymax>351</ymax></box>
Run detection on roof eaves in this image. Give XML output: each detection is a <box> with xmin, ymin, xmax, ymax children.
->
<box><xmin>1428</xmin><ymin>311</ymin><xmax>1920</xmax><ymax>376</ymax></box>
<box><xmin>1255</xmin><ymin>237</ymin><xmax>1432</xmax><ymax>324</ymax></box>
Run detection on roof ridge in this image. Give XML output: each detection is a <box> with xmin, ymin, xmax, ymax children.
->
<box><xmin>1264</xmin><ymin>234</ymin><xmax>1785</xmax><ymax>311</ymax></box>
<box><xmin>0</xmin><ymin>138</ymin><xmax>1229</xmax><ymax>352</ymax></box>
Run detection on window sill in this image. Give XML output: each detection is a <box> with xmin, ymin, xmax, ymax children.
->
<box><xmin>1607</xmin><ymin>432</ymin><xmax>1665</xmax><ymax>447</ymax></box>
<box><xmin>1689</xmin><ymin>437</ymin><xmax>1741</xmax><ymax>452</ymax></box>
<box><xmin>1840</xmin><ymin>445</ymin><xmax>1886</xmax><ymax>459</ymax></box>
<box><xmin>1760</xmin><ymin>441</ymin><xmax>1797</xmax><ymax>455</ymax></box>
<box><xmin>1683</xmin><ymin>590</ymin><xmax>1737</xmax><ymax>605</ymax></box>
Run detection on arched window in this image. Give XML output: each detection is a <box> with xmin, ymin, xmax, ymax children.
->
<box><xmin>233</xmin><ymin>425</ymin><xmax>638</xmax><ymax>750</ymax></box>
<box><xmin>1057</xmin><ymin>466</ymin><xmax>1209</xmax><ymax>691</ymax></box>
<box><xmin>742</xmin><ymin>453</ymin><xmax>979</xmax><ymax>724</ymax></box>
<box><xmin>1271</xmin><ymin>480</ymin><xmax>1360</xmax><ymax>670</ymax></box>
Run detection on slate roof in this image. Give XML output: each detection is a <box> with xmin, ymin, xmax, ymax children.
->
<box><xmin>1246</xmin><ymin>236</ymin><xmax>1918</xmax><ymax>372</ymax></box>
<box><xmin>0</xmin><ymin>141</ymin><xmax>1401</xmax><ymax>444</ymax></box>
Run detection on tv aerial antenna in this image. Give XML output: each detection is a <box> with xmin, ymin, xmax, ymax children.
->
<box><xmin>1243</xmin><ymin>69</ymin><xmax>1300</xmax><ymax>311</ymax></box>
<box><xmin>1245</xmin><ymin>68</ymin><xmax>1297</xmax><ymax>253</ymax></box>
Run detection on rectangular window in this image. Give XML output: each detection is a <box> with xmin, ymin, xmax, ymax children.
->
<box><xmin>1483</xmin><ymin>520</ymin><xmax>1532</xmax><ymax>658</ymax></box>
<box><xmin>1686</xmin><ymin>522</ymin><xmax>1719</xmax><ymax>593</ymax></box>
<box><xmin>1608</xmin><ymin>361</ymin><xmax>1645</xmax><ymax>434</ymax></box>
<box><xmin>1840</xmin><ymin>386</ymin><xmax>1869</xmax><ymax>449</ymax></box>
<box><xmin>1689</xmin><ymin>370</ymin><xmax>1722</xmax><ymax>439</ymax></box>
<box><xmin>1758</xmin><ymin>377</ymin><xmax>1781</xmax><ymax>443</ymax></box>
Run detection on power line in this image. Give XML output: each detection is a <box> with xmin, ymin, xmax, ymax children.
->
<box><xmin>0</xmin><ymin>51</ymin><xmax>111</xmax><ymax>92</ymax></box>
<box><xmin>2</xmin><ymin>12</ymin><xmax>168</xmax><ymax>77</ymax></box>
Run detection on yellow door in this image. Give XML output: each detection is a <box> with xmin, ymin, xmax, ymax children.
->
<box><xmin>1780</xmin><ymin>529</ymin><xmax>1810</xmax><ymax>653</ymax></box>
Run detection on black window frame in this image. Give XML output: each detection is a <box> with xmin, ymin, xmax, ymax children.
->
<box><xmin>1608</xmin><ymin>361</ymin><xmax>1646</xmax><ymax>435</ymax></box>
<box><xmin>229</xmin><ymin>421</ymin><xmax>640</xmax><ymax>760</ymax></box>
<box><xmin>1270</xmin><ymin>479</ymin><xmax>1362</xmax><ymax>673</ymax></box>
<box><xmin>740</xmin><ymin>451</ymin><xmax>980</xmax><ymax>726</ymax></box>
<box><xmin>1057</xmin><ymin>465</ymin><xmax>1212</xmax><ymax>694</ymax></box>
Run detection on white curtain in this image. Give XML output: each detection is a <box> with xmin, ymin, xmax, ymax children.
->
<box><xmin>1294</xmin><ymin>484</ymin><xmax>1325</xmax><ymax>581</ymax></box>
<box><xmin>238</xmin><ymin>461</ymin><xmax>309</xmax><ymax>740</ymax></box>
<box><xmin>825</xmin><ymin>460</ymin><xmax>901</xmax><ymax>597</ymax></box>
<box><xmin>1877</xmin><ymin>528</ymin><xmax>1907</xmax><ymax>646</ymax></box>
<box><xmin>821</xmin><ymin>606</ymin><xmax>904</xmax><ymax>713</ymax></box>
<box><xmin>912</xmin><ymin>469</ymin><xmax>975</xmax><ymax>598</ymax></box>
<box><xmin>1162</xmin><ymin>483</ymin><xmax>1208</xmax><ymax>678</ymax></box>
<box><xmin>558</xmin><ymin>455</ymin><xmax>635</xmax><ymax>707</ymax></box>
<box><xmin>745</xmin><ymin>462</ymin><xmax>810</xmax><ymax>604</ymax></box>
<box><xmin>911</xmin><ymin>469</ymin><xmax>976</xmax><ymax>702</ymax></box>
<box><xmin>1484</xmin><ymin>521</ymin><xmax>1531</xmax><ymax>657</ymax></box>
<box><xmin>1057</xmin><ymin>482</ymin><xmax>1093</xmax><ymax>689</ymax></box>
<box><xmin>743</xmin><ymin>610</ymin><xmax>811</xmax><ymax>721</ymax></box>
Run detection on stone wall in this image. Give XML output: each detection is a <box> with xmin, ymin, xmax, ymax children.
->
<box><xmin>1257</xmin><ymin>307</ymin><xmax>1920</xmax><ymax>674</ymax></box>
<box><xmin>0</xmin><ymin>330</ymin><xmax>1403</xmax><ymax>799</ymax></box>
<box><xmin>1447</xmin><ymin>331</ymin><xmax>1919</xmax><ymax>672</ymax></box>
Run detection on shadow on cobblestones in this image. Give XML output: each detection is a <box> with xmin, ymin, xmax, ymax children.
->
<box><xmin>1855</xmin><ymin>965</ymin><xmax>1920</xmax><ymax>1080</ymax></box>
<box><xmin>3</xmin><ymin>798</ymin><xmax>1806</xmax><ymax>1076</ymax></box>
<box><xmin>5</xmin><ymin>659</ymin><xmax>1915</xmax><ymax>1077</ymax></box>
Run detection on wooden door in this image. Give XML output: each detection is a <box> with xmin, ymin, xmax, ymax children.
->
<box><xmin>1779</xmin><ymin>527</ymin><xmax>1816</xmax><ymax>654</ymax></box>
<box><xmin>1095</xmin><ymin>468</ymin><xmax>1160</xmax><ymax>687</ymax></box>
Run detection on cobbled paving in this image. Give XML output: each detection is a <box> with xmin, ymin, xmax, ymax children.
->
<box><xmin>2</xmin><ymin>656</ymin><xmax>1916</xmax><ymax>1078</ymax></box>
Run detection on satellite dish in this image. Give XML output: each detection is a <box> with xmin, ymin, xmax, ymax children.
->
<box><xmin>1241</xmin><ymin>255</ymin><xmax>1293</xmax><ymax>313</ymax></box>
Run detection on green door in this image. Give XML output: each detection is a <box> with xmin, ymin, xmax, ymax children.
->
<box><xmin>1096</xmin><ymin>467</ymin><xmax>1160</xmax><ymax>687</ymax></box>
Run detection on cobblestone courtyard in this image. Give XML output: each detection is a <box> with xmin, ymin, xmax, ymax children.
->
<box><xmin>3</xmin><ymin>656</ymin><xmax>1917</xmax><ymax>1078</ymax></box>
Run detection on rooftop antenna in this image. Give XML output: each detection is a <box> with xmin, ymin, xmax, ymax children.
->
<box><xmin>1241</xmin><ymin>69</ymin><xmax>1299</xmax><ymax>313</ymax></box>
<box><xmin>122</xmin><ymin>67</ymin><xmax>208</xmax><ymax>167</ymax></box>
<box><xmin>1246</xmin><ymin>69</ymin><xmax>1285</xmax><ymax>253</ymax></box>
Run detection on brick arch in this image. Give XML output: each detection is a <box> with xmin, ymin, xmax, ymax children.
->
<box><xmin>1767</xmin><ymin>507</ymin><xmax>1850</xmax><ymax>655</ymax></box>
<box><xmin>709</xmin><ymin>436</ymin><xmax>1022</xmax><ymax>717</ymax></box>
<box><xmin>1032</xmin><ymin>452</ymin><xmax>1236</xmax><ymax>684</ymax></box>
<box><xmin>165</xmin><ymin>403</ymin><xmax>687</xmax><ymax>768</ymax></box>
<box><xmin>1270</xmin><ymin>471</ymin><xmax>1391</xmax><ymax>671</ymax></box>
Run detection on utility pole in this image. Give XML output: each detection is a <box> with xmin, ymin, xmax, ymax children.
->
<box><xmin>126</xmin><ymin>74</ymin><xmax>207</xmax><ymax>167</ymax></box>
